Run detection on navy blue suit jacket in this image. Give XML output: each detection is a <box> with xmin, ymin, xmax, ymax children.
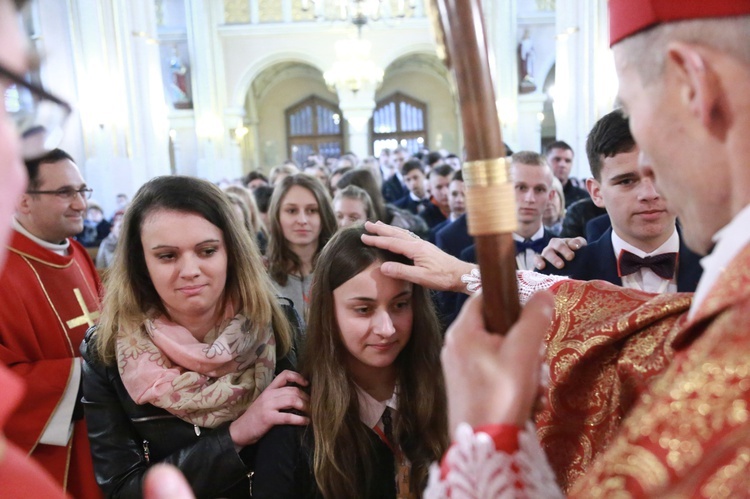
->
<box><xmin>435</xmin><ymin>214</ymin><xmax>472</xmax><ymax>260</ymax></box>
<box><xmin>420</xmin><ymin>202</ymin><xmax>447</xmax><ymax>229</ymax></box>
<box><xmin>432</xmin><ymin>215</ymin><xmax>473</xmax><ymax>330</ymax></box>
<box><xmin>541</xmin><ymin>226</ymin><xmax>702</xmax><ymax>292</ymax></box>
<box><xmin>428</xmin><ymin>219</ymin><xmax>450</xmax><ymax>244</ymax></box>
<box><xmin>382</xmin><ymin>174</ymin><xmax>408</xmax><ymax>203</ymax></box>
<box><xmin>392</xmin><ymin>194</ymin><xmax>424</xmax><ymax>214</ymax></box>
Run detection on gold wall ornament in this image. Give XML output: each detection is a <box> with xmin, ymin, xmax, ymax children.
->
<box><xmin>292</xmin><ymin>0</ymin><xmax>316</xmax><ymax>21</ymax></box>
<box><xmin>536</xmin><ymin>0</ymin><xmax>555</xmax><ymax>11</ymax></box>
<box><xmin>224</xmin><ymin>0</ymin><xmax>251</xmax><ymax>24</ymax></box>
<box><xmin>259</xmin><ymin>0</ymin><xmax>283</xmax><ymax>23</ymax></box>
<box><xmin>154</xmin><ymin>0</ymin><xmax>165</xmax><ymax>26</ymax></box>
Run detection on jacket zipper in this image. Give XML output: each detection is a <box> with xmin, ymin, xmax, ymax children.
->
<box><xmin>131</xmin><ymin>414</ymin><xmax>177</xmax><ymax>423</ymax></box>
<box><xmin>142</xmin><ymin>440</ymin><xmax>150</xmax><ymax>464</ymax></box>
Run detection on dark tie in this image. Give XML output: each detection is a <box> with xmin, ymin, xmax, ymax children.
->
<box><xmin>515</xmin><ymin>238</ymin><xmax>546</xmax><ymax>255</ymax></box>
<box><xmin>382</xmin><ymin>406</ymin><xmax>394</xmax><ymax>445</ymax></box>
<box><xmin>381</xmin><ymin>407</ymin><xmax>414</xmax><ymax>498</ymax></box>
<box><xmin>618</xmin><ymin>250</ymin><xmax>678</xmax><ymax>280</ymax></box>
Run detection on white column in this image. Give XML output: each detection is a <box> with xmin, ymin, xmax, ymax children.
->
<box><xmin>224</xmin><ymin>106</ymin><xmax>247</xmax><ymax>177</ymax></box>
<box><xmin>484</xmin><ymin>0</ymin><xmax>519</xmax><ymax>153</ymax></box>
<box><xmin>336</xmin><ymin>84</ymin><xmax>377</xmax><ymax>158</ymax></box>
<box><xmin>553</xmin><ymin>0</ymin><xmax>614</xmax><ymax>179</ymax></box>
<box><xmin>188</xmin><ymin>0</ymin><xmax>241</xmax><ymax>181</ymax></box>
<box><xmin>517</xmin><ymin>93</ymin><xmax>546</xmax><ymax>152</ymax></box>
<box><xmin>64</xmin><ymin>0</ymin><xmax>169</xmax><ymax>213</ymax></box>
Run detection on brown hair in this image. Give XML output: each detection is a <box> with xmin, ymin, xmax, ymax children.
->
<box><xmin>333</xmin><ymin>185</ymin><xmax>377</xmax><ymax>223</ymax></box>
<box><xmin>266</xmin><ymin>174</ymin><xmax>337</xmax><ymax>286</ymax></box>
<box><xmin>95</xmin><ymin>176</ymin><xmax>292</xmax><ymax>364</ymax></box>
<box><xmin>302</xmin><ymin>225</ymin><xmax>448</xmax><ymax>497</ymax></box>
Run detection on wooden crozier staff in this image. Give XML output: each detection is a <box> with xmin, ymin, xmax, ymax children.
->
<box><xmin>429</xmin><ymin>0</ymin><xmax>520</xmax><ymax>334</ymax></box>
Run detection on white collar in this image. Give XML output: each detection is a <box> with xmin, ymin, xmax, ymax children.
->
<box><xmin>12</xmin><ymin>217</ymin><xmax>70</xmax><ymax>256</ymax></box>
<box><xmin>512</xmin><ymin>224</ymin><xmax>545</xmax><ymax>243</ymax></box>
<box><xmin>355</xmin><ymin>383</ymin><xmax>398</xmax><ymax>429</ymax></box>
<box><xmin>611</xmin><ymin>225</ymin><xmax>679</xmax><ymax>259</ymax></box>
<box><xmin>690</xmin><ymin>204</ymin><xmax>750</xmax><ymax>319</ymax></box>
<box><xmin>409</xmin><ymin>191</ymin><xmax>427</xmax><ymax>203</ymax></box>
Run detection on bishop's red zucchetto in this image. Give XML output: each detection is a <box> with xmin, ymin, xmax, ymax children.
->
<box><xmin>609</xmin><ymin>0</ymin><xmax>750</xmax><ymax>46</ymax></box>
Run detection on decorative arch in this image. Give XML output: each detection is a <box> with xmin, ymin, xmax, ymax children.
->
<box><xmin>230</xmin><ymin>51</ymin><xmax>328</xmax><ymax>109</ymax></box>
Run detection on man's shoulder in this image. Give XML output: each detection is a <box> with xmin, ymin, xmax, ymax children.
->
<box><xmin>4</xmin><ymin>230</ymin><xmax>60</xmax><ymax>265</ymax></box>
<box><xmin>392</xmin><ymin>194</ymin><xmax>410</xmax><ymax>209</ymax></box>
<box><xmin>542</xmin><ymin>230</ymin><xmax>614</xmax><ymax>279</ymax></box>
<box><xmin>435</xmin><ymin>215</ymin><xmax>470</xmax><ymax>253</ymax></box>
<box><xmin>420</xmin><ymin>202</ymin><xmax>446</xmax><ymax>227</ymax></box>
<box><xmin>437</xmin><ymin>214</ymin><xmax>467</xmax><ymax>237</ymax></box>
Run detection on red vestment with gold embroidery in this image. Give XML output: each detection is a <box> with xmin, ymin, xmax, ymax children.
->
<box><xmin>429</xmin><ymin>246</ymin><xmax>750</xmax><ymax>497</ymax></box>
<box><xmin>536</xmin><ymin>279</ymin><xmax>691</xmax><ymax>491</ymax></box>
<box><xmin>0</xmin><ymin>230</ymin><xmax>101</xmax><ymax>498</ymax></box>
<box><xmin>567</xmin><ymin>244</ymin><xmax>750</xmax><ymax>496</ymax></box>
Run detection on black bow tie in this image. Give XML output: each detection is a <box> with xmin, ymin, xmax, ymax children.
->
<box><xmin>618</xmin><ymin>250</ymin><xmax>677</xmax><ymax>280</ymax></box>
<box><xmin>515</xmin><ymin>238</ymin><xmax>546</xmax><ymax>255</ymax></box>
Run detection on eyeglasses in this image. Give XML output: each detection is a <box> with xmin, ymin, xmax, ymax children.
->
<box><xmin>26</xmin><ymin>187</ymin><xmax>93</xmax><ymax>201</ymax></box>
<box><xmin>1</xmin><ymin>64</ymin><xmax>72</xmax><ymax>159</ymax></box>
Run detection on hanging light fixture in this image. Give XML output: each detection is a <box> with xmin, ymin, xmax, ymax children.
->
<box><xmin>324</xmin><ymin>37</ymin><xmax>384</xmax><ymax>93</ymax></box>
<box><xmin>318</xmin><ymin>1</ymin><xmax>410</xmax><ymax>93</ymax></box>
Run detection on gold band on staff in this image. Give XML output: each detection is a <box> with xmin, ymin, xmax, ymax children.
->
<box><xmin>463</xmin><ymin>158</ymin><xmax>517</xmax><ymax>236</ymax></box>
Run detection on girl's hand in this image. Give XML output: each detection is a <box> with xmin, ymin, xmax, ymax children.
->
<box><xmin>229</xmin><ymin>370</ymin><xmax>310</xmax><ymax>447</ymax></box>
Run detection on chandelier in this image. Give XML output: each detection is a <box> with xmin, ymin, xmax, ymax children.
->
<box><xmin>324</xmin><ymin>37</ymin><xmax>384</xmax><ymax>93</ymax></box>
<box><xmin>317</xmin><ymin>0</ymin><xmax>414</xmax><ymax>93</ymax></box>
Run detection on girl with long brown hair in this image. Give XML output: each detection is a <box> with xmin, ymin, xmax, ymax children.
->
<box><xmin>253</xmin><ymin>225</ymin><xmax>448</xmax><ymax>498</ymax></box>
<box><xmin>266</xmin><ymin>174</ymin><xmax>337</xmax><ymax>325</ymax></box>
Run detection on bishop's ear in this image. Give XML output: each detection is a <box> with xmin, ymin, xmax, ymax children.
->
<box><xmin>665</xmin><ymin>41</ymin><xmax>723</xmax><ymax>131</ymax></box>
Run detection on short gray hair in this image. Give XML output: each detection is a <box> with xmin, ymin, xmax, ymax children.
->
<box><xmin>617</xmin><ymin>15</ymin><xmax>750</xmax><ymax>83</ymax></box>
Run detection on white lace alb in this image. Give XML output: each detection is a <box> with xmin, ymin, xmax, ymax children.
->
<box><xmin>460</xmin><ymin>268</ymin><xmax>568</xmax><ymax>305</ymax></box>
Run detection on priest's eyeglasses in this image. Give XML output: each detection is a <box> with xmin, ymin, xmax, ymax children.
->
<box><xmin>1</xmin><ymin>63</ymin><xmax>72</xmax><ymax>159</ymax></box>
<box><xmin>26</xmin><ymin>187</ymin><xmax>94</xmax><ymax>201</ymax></box>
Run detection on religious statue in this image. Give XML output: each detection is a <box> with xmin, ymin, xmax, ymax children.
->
<box><xmin>518</xmin><ymin>29</ymin><xmax>537</xmax><ymax>94</ymax></box>
<box><xmin>169</xmin><ymin>46</ymin><xmax>193</xmax><ymax>109</ymax></box>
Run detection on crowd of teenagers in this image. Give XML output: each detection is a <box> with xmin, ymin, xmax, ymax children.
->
<box><xmin>3</xmin><ymin>0</ymin><xmax>750</xmax><ymax>498</ymax></box>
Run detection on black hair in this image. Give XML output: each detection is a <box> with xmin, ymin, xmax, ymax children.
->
<box><xmin>24</xmin><ymin>148</ymin><xmax>75</xmax><ymax>190</ymax></box>
<box><xmin>585</xmin><ymin>109</ymin><xmax>636</xmax><ymax>180</ymax></box>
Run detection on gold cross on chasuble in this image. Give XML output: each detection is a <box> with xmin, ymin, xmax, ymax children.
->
<box><xmin>65</xmin><ymin>288</ymin><xmax>100</xmax><ymax>329</ymax></box>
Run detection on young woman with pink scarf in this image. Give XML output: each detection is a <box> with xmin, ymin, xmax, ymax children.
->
<box><xmin>81</xmin><ymin>176</ymin><xmax>308</xmax><ymax>498</ymax></box>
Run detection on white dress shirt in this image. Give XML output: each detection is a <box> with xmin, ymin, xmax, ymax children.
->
<box><xmin>513</xmin><ymin>225</ymin><xmax>545</xmax><ymax>271</ymax></box>
<box><xmin>611</xmin><ymin>227</ymin><xmax>679</xmax><ymax>294</ymax></box>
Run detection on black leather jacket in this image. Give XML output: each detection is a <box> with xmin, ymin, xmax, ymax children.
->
<box><xmin>80</xmin><ymin>300</ymin><xmax>301</xmax><ymax>498</ymax></box>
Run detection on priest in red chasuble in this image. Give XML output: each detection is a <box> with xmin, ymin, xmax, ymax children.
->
<box><xmin>0</xmin><ymin>148</ymin><xmax>101</xmax><ymax>498</ymax></box>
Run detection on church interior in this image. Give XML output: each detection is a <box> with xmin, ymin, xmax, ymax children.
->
<box><xmin>16</xmin><ymin>0</ymin><xmax>616</xmax><ymax>215</ymax></box>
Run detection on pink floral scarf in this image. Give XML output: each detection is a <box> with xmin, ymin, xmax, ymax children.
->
<box><xmin>116</xmin><ymin>312</ymin><xmax>275</xmax><ymax>428</ymax></box>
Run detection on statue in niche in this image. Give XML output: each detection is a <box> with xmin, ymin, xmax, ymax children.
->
<box><xmin>518</xmin><ymin>29</ymin><xmax>537</xmax><ymax>94</ymax></box>
<box><xmin>169</xmin><ymin>46</ymin><xmax>193</xmax><ymax>109</ymax></box>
